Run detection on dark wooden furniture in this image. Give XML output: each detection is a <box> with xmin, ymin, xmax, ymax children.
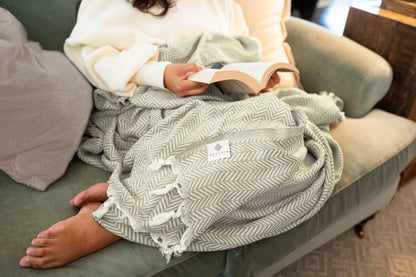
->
<box><xmin>343</xmin><ymin>1</ymin><xmax>416</xmax><ymax>121</ymax></box>
<box><xmin>343</xmin><ymin>1</ymin><xmax>416</xmax><ymax>184</ymax></box>
<box><xmin>381</xmin><ymin>0</ymin><xmax>416</xmax><ymax>18</ymax></box>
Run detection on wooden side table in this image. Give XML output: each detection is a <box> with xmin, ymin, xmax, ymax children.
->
<box><xmin>343</xmin><ymin>1</ymin><xmax>416</xmax><ymax>121</ymax></box>
<box><xmin>343</xmin><ymin>1</ymin><xmax>416</xmax><ymax>184</ymax></box>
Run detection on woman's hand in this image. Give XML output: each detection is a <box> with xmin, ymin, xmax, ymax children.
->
<box><xmin>164</xmin><ymin>63</ymin><xmax>209</xmax><ymax>97</ymax></box>
<box><xmin>260</xmin><ymin>72</ymin><xmax>281</xmax><ymax>93</ymax></box>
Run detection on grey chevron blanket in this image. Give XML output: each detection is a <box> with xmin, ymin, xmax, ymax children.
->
<box><xmin>78</xmin><ymin>33</ymin><xmax>344</xmax><ymax>261</ymax></box>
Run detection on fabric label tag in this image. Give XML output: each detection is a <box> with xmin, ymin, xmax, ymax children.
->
<box><xmin>206</xmin><ymin>140</ymin><xmax>230</xmax><ymax>161</ymax></box>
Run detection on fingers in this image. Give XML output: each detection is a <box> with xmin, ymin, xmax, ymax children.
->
<box><xmin>268</xmin><ymin>72</ymin><xmax>280</xmax><ymax>88</ymax></box>
<box><xmin>182</xmin><ymin>63</ymin><xmax>204</xmax><ymax>75</ymax></box>
<box><xmin>164</xmin><ymin>63</ymin><xmax>209</xmax><ymax>97</ymax></box>
<box><xmin>271</xmin><ymin>72</ymin><xmax>281</xmax><ymax>84</ymax></box>
<box><xmin>261</xmin><ymin>72</ymin><xmax>281</xmax><ymax>93</ymax></box>
<box><xmin>174</xmin><ymin>81</ymin><xmax>209</xmax><ymax>97</ymax></box>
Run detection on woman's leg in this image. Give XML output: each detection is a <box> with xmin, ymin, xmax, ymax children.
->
<box><xmin>19</xmin><ymin>201</ymin><xmax>120</xmax><ymax>269</ymax></box>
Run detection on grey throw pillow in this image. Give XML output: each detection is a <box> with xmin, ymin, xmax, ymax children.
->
<box><xmin>0</xmin><ymin>8</ymin><xmax>93</xmax><ymax>191</ymax></box>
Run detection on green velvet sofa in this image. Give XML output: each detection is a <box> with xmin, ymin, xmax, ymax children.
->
<box><xmin>1</xmin><ymin>1</ymin><xmax>416</xmax><ymax>276</ymax></box>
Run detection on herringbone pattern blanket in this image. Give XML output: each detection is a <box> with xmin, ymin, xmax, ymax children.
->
<box><xmin>77</xmin><ymin>33</ymin><xmax>344</xmax><ymax>261</ymax></box>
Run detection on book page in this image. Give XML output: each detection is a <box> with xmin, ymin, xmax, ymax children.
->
<box><xmin>187</xmin><ymin>62</ymin><xmax>298</xmax><ymax>94</ymax></box>
<box><xmin>188</xmin><ymin>69</ymin><xmax>219</xmax><ymax>83</ymax></box>
<box><xmin>220</xmin><ymin>63</ymin><xmax>275</xmax><ymax>84</ymax></box>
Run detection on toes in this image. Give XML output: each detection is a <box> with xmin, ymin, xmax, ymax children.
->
<box><xmin>25</xmin><ymin>255</ymin><xmax>55</xmax><ymax>269</ymax></box>
<box><xmin>19</xmin><ymin>253</ymin><xmax>55</xmax><ymax>269</ymax></box>
<box><xmin>31</xmin><ymin>237</ymin><xmax>51</xmax><ymax>247</ymax></box>
<box><xmin>96</xmin><ymin>182</ymin><xmax>109</xmax><ymax>190</ymax></box>
<box><xmin>19</xmin><ymin>256</ymin><xmax>31</xmax><ymax>267</ymax></box>
<box><xmin>69</xmin><ymin>198</ymin><xmax>75</xmax><ymax>206</ymax></box>
<box><xmin>26</xmin><ymin>246</ymin><xmax>50</xmax><ymax>257</ymax></box>
<box><xmin>70</xmin><ymin>191</ymin><xmax>87</xmax><ymax>207</ymax></box>
<box><xmin>37</xmin><ymin>229</ymin><xmax>54</xmax><ymax>239</ymax></box>
<box><xmin>70</xmin><ymin>183</ymin><xmax>109</xmax><ymax>207</ymax></box>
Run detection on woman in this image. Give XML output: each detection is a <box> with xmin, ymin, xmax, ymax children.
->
<box><xmin>63</xmin><ymin>0</ymin><xmax>279</xmax><ymax>98</ymax></box>
<box><xmin>19</xmin><ymin>0</ymin><xmax>280</xmax><ymax>269</ymax></box>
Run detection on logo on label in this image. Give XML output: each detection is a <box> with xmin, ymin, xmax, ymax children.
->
<box><xmin>206</xmin><ymin>140</ymin><xmax>230</xmax><ymax>161</ymax></box>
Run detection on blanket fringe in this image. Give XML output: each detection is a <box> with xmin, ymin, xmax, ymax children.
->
<box><xmin>148</xmin><ymin>156</ymin><xmax>192</xmax><ymax>261</ymax></box>
<box><xmin>150</xmin><ymin>226</ymin><xmax>193</xmax><ymax>263</ymax></box>
<box><xmin>149</xmin><ymin>181</ymin><xmax>181</xmax><ymax>196</ymax></box>
<box><xmin>149</xmin><ymin>156</ymin><xmax>175</xmax><ymax>171</ymax></box>
<box><xmin>148</xmin><ymin>202</ymin><xmax>185</xmax><ymax>227</ymax></box>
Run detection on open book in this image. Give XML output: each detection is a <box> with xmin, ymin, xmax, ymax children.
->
<box><xmin>188</xmin><ymin>62</ymin><xmax>299</xmax><ymax>94</ymax></box>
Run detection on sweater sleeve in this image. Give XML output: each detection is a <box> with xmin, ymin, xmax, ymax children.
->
<box><xmin>64</xmin><ymin>42</ymin><xmax>170</xmax><ymax>97</ymax></box>
<box><xmin>63</xmin><ymin>0</ymin><xmax>170</xmax><ymax>97</ymax></box>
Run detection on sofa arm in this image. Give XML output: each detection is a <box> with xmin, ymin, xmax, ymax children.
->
<box><xmin>286</xmin><ymin>17</ymin><xmax>392</xmax><ymax>118</ymax></box>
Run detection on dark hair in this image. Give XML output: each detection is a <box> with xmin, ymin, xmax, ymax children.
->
<box><xmin>128</xmin><ymin>0</ymin><xmax>176</xmax><ymax>17</ymax></box>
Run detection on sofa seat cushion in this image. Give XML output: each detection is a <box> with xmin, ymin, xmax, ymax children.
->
<box><xmin>330</xmin><ymin>109</ymin><xmax>416</xmax><ymax>195</ymax></box>
<box><xmin>231</xmin><ymin>109</ymin><xmax>416</xmax><ymax>276</ymax></box>
<box><xmin>0</xmin><ymin>160</ymin><xmax>227</xmax><ymax>277</ymax></box>
<box><xmin>1</xmin><ymin>109</ymin><xmax>415</xmax><ymax>276</ymax></box>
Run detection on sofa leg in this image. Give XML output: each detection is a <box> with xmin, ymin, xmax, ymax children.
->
<box><xmin>354</xmin><ymin>214</ymin><xmax>376</xmax><ymax>238</ymax></box>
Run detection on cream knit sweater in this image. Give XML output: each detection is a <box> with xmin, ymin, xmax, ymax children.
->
<box><xmin>64</xmin><ymin>0</ymin><xmax>249</xmax><ymax>97</ymax></box>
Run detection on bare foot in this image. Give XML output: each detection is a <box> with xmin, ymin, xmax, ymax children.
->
<box><xmin>19</xmin><ymin>202</ymin><xmax>120</xmax><ymax>269</ymax></box>
<box><xmin>70</xmin><ymin>182</ymin><xmax>109</xmax><ymax>207</ymax></box>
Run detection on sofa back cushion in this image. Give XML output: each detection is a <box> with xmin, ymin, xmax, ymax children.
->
<box><xmin>0</xmin><ymin>8</ymin><xmax>93</xmax><ymax>191</ymax></box>
<box><xmin>0</xmin><ymin>0</ymin><xmax>79</xmax><ymax>51</ymax></box>
<box><xmin>234</xmin><ymin>0</ymin><xmax>302</xmax><ymax>88</ymax></box>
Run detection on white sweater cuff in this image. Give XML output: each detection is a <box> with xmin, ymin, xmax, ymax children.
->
<box><xmin>133</xmin><ymin>61</ymin><xmax>171</xmax><ymax>90</ymax></box>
